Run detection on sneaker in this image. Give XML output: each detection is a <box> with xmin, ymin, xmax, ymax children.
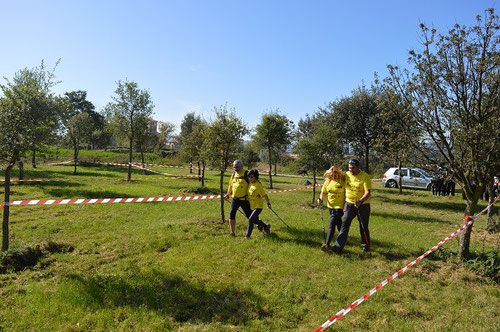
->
<box><xmin>230</xmin><ymin>232</ymin><xmax>236</xmax><ymax>237</ymax></box>
<box><xmin>321</xmin><ymin>244</ymin><xmax>331</xmax><ymax>252</ymax></box>
<box><xmin>264</xmin><ymin>224</ymin><xmax>271</xmax><ymax>234</ymax></box>
<box><xmin>244</xmin><ymin>235</ymin><xmax>251</xmax><ymax>240</ymax></box>
<box><xmin>331</xmin><ymin>246</ymin><xmax>342</xmax><ymax>254</ymax></box>
<box><xmin>362</xmin><ymin>246</ymin><xmax>370</xmax><ymax>252</ymax></box>
<box><xmin>257</xmin><ymin>225</ymin><xmax>264</xmax><ymax>232</ymax></box>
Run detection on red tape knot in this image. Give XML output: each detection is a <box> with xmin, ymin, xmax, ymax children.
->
<box><xmin>464</xmin><ymin>215</ymin><xmax>474</xmax><ymax>222</ymax></box>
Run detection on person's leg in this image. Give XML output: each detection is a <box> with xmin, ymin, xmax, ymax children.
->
<box><xmin>357</xmin><ymin>204</ymin><xmax>371</xmax><ymax>251</ymax></box>
<box><xmin>240</xmin><ymin>200</ymin><xmax>253</xmax><ymax>218</ymax></box>
<box><xmin>333</xmin><ymin>208</ymin><xmax>343</xmax><ymax>232</ymax></box>
<box><xmin>229</xmin><ymin>199</ymin><xmax>240</xmax><ymax>235</ymax></box>
<box><xmin>332</xmin><ymin>203</ymin><xmax>357</xmax><ymax>252</ymax></box>
<box><xmin>246</xmin><ymin>209</ymin><xmax>262</xmax><ymax>237</ymax></box>
<box><xmin>325</xmin><ymin>208</ymin><xmax>336</xmax><ymax>246</ymax></box>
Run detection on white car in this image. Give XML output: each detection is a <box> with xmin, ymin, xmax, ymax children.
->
<box><xmin>382</xmin><ymin>167</ymin><xmax>432</xmax><ymax>190</ymax></box>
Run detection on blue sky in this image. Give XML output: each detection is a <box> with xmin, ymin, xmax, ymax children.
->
<box><xmin>0</xmin><ymin>0</ymin><xmax>497</xmax><ymax>132</ymax></box>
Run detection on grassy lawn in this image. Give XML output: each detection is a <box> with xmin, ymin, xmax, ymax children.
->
<box><xmin>0</xmin><ymin>163</ymin><xmax>498</xmax><ymax>331</ymax></box>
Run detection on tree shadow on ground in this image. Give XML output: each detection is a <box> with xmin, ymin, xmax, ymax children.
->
<box><xmin>65</xmin><ymin>270</ymin><xmax>267</xmax><ymax>324</ymax></box>
<box><xmin>377</xmin><ymin>195</ymin><xmax>471</xmax><ymax>213</ymax></box>
<box><xmin>372</xmin><ymin>211</ymin><xmax>453</xmax><ymax>224</ymax></box>
<box><xmin>4</xmin><ymin>169</ymin><xmax>115</xmax><ymax>179</ymax></box>
<box><xmin>40</xmin><ymin>188</ymin><xmax>136</xmax><ymax>199</ymax></box>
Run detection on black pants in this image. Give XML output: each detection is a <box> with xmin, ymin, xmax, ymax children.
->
<box><xmin>333</xmin><ymin>203</ymin><xmax>371</xmax><ymax>251</ymax></box>
<box><xmin>246</xmin><ymin>208</ymin><xmax>267</xmax><ymax>237</ymax></box>
<box><xmin>230</xmin><ymin>198</ymin><xmax>252</xmax><ymax>219</ymax></box>
<box><xmin>325</xmin><ymin>208</ymin><xmax>343</xmax><ymax>246</ymax></box>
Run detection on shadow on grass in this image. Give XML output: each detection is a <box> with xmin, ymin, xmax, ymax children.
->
<box><xmin>40</xmin><ymin>188</ymin><xmax>135</xmax><ymax>199</ymax></box>
<box><xmin>372</xmin><ymin>211</ymin><xmax>452</xmax><ymax>224</ymax></box>
<box><xmin>377</xmin><ymin>195</ymin><xmax>470</xmax><ymax>213</ymax></box>
<box><xmin>65</xmin><ymin>270</ymin><xmax>267</xmax><ymax>323</ymax></box>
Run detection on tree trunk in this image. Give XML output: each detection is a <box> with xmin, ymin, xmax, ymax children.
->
<box><xmin>198</xmin><ymin>161</ymin><xmax>201</xmax><ymax>182</ymax></box>
<box><xmin>486</xmin><ymin>181</ymin><xmax>496</xmax><ymax>232</ymax></box>
<box><xmin>18</xmin><ymin>159</ymin><xmax>24</xmax><ymax>181</ymax></box>
<box><xmin>458</xmin><ymin>186</ymin><xmax>482</xmax><ymax>260</ymax></box>
<box><xmin>189</xmin><ymin>162</ymin><xmax>193</xmax><ymax>174</ymax></box>
<box><xmin>398</xmin><ymin>160</ymin><xmax>402</xmax><ymax>195</ymax></box>
<box><xmin>140</xmin><ymin>147</ymin><xmax>146</xmax><ymax>175</ymax></box>
<box><xmin>219</xmin><ymin>170</ymin><xmax>225</xmax><ymax>223</ymax></box>
<box><xmin>128</xmin><ymin>137</ymin><xmax>133</xmax><ymax>181</ymax></box>
<box><xmin>274</xmin><ymin>155</ymin><xmax>277</xmax><ymax>176</ymax></box>
<box><xmin>365</xmin><ymin>144</ymin><xmax>370</xmax><ymax>174</ymax></box>
<box><xmin>312</xmin><ymin>169</ymin><xmax>317</xmax><ymax>204</ymax></box>
<box><xmin>3</xmin><ymin>152</ymin><xmax>17</xmax><ymax>251</ymax></box>
<box><xmin>268</xmin><ymin>146</ymin><xmax>273</xmax><ymax>189</ymax></box>
<box><xmin>201</xmin><ymin>161</ymin><xmax>206</xmax><ymax>187</ymax></box>
<box><xmin>73</xmin><ymin>142</ymin><xmax>79</xmax><ymax>175</ymax></box>
<box><xmin>32</xmin><ymin>149</ymin><xmax>37</xmax><ymax>168</ymax></box>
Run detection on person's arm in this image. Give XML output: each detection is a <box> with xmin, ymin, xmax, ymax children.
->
<box><xmin>355</xmin><ymin>189</ymin><xmax>371</xmax><ymax>207</ymax></box>
<box><xmin>224</xmin><ymin>184</ymin><xmax>232</xmax><ymax>199</ymax></box>
<box><xmin>264</xmin><ymin>194</ymin><xmax>271</xmax><ymax>208</ymax></box>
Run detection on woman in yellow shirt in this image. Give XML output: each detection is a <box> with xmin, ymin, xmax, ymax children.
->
<box><xmin>246</xmin><ymin>169</ymin><xmax>271</xmax><ymax>238</ymax></box>
<box><xmin>317</xmin><ymin>166</ymin><xmax>346</xmax><ymax>252</ymax></box>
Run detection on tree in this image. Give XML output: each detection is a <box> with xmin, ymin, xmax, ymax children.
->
<box><xmin>157</xmin><ymin>122</ymin><xmax>176</xmax><ymax>151</ymax></box>
<box><xmin>182</xmin><ymin>120</ymin><xmax>208</xmax><ymax>185</ymax></box>
<box><xmin>296</xmin><ymin>122</ymin><xmax>343</xmax><ymax>204</ymax></box>
<box><xmin>9</xmin><ymin>60</ymin><xmax>62</xmax><ymax>169</ymax></box>
<box><xmin>106</xmin><ymin>80</ymin><xmax>154</xmax><ymax>181</ymax></box>
<box><xmin>134</xmin><ymin>116</ymin><xmax>158</xmax><ymax>172</ymax></box>
<box><xmin>65</xmin><ymin>90</ymin><xmax>107</xmax><ymax>150</ymax></box>
<box><xmin>242</xmin><ymin>142</ymin><xmax>261</xmax><ymax>170</ymax></box>
<box><xmin>67</xmin><ymin>112</ymin><xmax>94</xmax><ymax>174</ymax></box>
<box><xmin>321</xmin><ymin>86</ymin><xmax>379</xmax><ymax>173</ymax></box>
<box><xmin>0</xmin><ymin>64</ymin><xmax>59</xmax><ymax>251</ymax></box>
<box><xmin>179</xmin><ymin>112</ymin><xmax>200</xmax><ymax>144</ymax></box>
<box><xmin>385</xmin><ymin>8</ymin><xmax>499</xmax><ymax>259</ymax></box>
<box><xmin>254</xmin><ymin>111</ymin><xmax>294</xmax><ymax>188</ymax></box>
<box><xmin>202</xmin><ymin>105</ymin><xmax>248</xmax><ymax>222</ymax></box>
<box><xmin>373</xmin><ymin>85</ymin><xmax>421</xmax><ymax>194</ymax></box>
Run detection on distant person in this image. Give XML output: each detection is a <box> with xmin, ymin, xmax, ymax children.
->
<box><xmin>317</xmin><ymin>166</ymin><xmax>346</xmax><ymax>252</ymax></box>
<box><xmin>245</xmin><ymin>169</ymin><xmax>271</xmax><ymax>238</ymax></box>
<box><xmin>332</xmin><ymin>159</ymin><xmax>372</xmax><ymax>253</ymax></box>
<box><xmin>224</xmin><ymin>160</ymin><xmax>252</xmax><ymax>236</ymax></box>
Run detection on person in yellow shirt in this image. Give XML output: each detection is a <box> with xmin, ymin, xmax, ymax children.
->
<box><xmin>224</xmin><ymin>160</ymin><xmax>252</xmax><ymax>236</ymax></box>
<box><xmin>332</xmin><ymin>159</ymin><xmax>372</xmax><ymax>253</ymax></box>
<box><xmin>317</xmin><ymin>166</ymin><xmax>345</xmax><ymax>252</ymax></box>
<box><xmin>245</xmin><ymin>169</ymin><xmax>271</xmax><ymax>238</ymax></box>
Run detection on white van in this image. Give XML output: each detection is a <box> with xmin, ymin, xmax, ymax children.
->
<box><xmin>382</xmin><ymin>167</ymin><xmax>432</xmax><ymax>190</ymax></box>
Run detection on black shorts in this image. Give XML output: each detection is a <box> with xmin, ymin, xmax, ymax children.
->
<box><xmin>230</xmin><ymin>198</ymin><xmax>252</xmax><ymax>219</ymax></box>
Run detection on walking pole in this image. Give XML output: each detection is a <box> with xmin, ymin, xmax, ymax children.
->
<box><xmin>269</xmin><ymin>207</ymin><xmax>291</xmax><ymax>229</ymax></box>
<box><xmin>318</xmin><ymin>202</ymin><xmax>327</xmax><ymax>244</ymax></box>
<box><xmin>357</xmin><ymin>209</ymin><xmax>370</xmax><ymax>251</ymax></box>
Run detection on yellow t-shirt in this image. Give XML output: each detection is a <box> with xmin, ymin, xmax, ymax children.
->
<box><xmin>345</xmin><ymin>170</ymin><xmax>372</xmax><ymax>204</ymax></box>
<box><xmin>229</xmin><ymin>171</ymin><xmax>249</xmax><ymax>198</ymax></box>
<box><xmin>248</xmin><ymin>181</ymin><xmax>267</xmax><ymax>210</ymax></box>
<box><xmin>321</xmin><ymin>178</ymin><xmax>345</xmax><ymax>209</ymax></box>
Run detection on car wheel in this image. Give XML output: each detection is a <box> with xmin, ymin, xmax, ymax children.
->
<box><xmin>386</xmin><ymin>180</ymin><xmax>398</xmax><ymax>188</ymax></box>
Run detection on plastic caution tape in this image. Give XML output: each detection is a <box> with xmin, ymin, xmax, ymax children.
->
<box><xmin>313</xmin><ymin>195</ymin><xmax>500</xmax><ymax>332</ymax></box>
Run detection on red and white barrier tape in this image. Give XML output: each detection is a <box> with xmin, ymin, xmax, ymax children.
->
<box><xmin>0</xmin><ymin>185</ymin><xmax>315</xmax><ymax>209</ymax></box>
<box><xmin>131</xmin><ymin>164</ymin><xmax>199</xmax><ymax>178</ymax></box>
<box><xmin>130</xmin><ymin>162</ymin><xmax>186</xmax><ymax>169</ymax></box>
<box><xmin>314</xmin><ymin>195</ymin><xmax>500</xmax><ymax>332</ymax></box>
<box><xmin>46</xmin><ymin>160</ymin><xmax>75</xmax><ymax>166</ymax></box>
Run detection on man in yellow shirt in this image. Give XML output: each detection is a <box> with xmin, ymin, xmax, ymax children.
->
<box><xmin>224</xmin><ymin>160</ymin><xmax>252</xmax><ymax>236</ymax></box>
<box><xmin>332</xmin><ymin>159</ymin><xmax>372</xmax><ymax>253</ymax></box>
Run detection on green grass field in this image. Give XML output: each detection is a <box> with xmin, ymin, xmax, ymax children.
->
<box><xmin>0</xmin><ymin>162</ymin><xmax>498</xmax><ymax>331</ymax></box>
